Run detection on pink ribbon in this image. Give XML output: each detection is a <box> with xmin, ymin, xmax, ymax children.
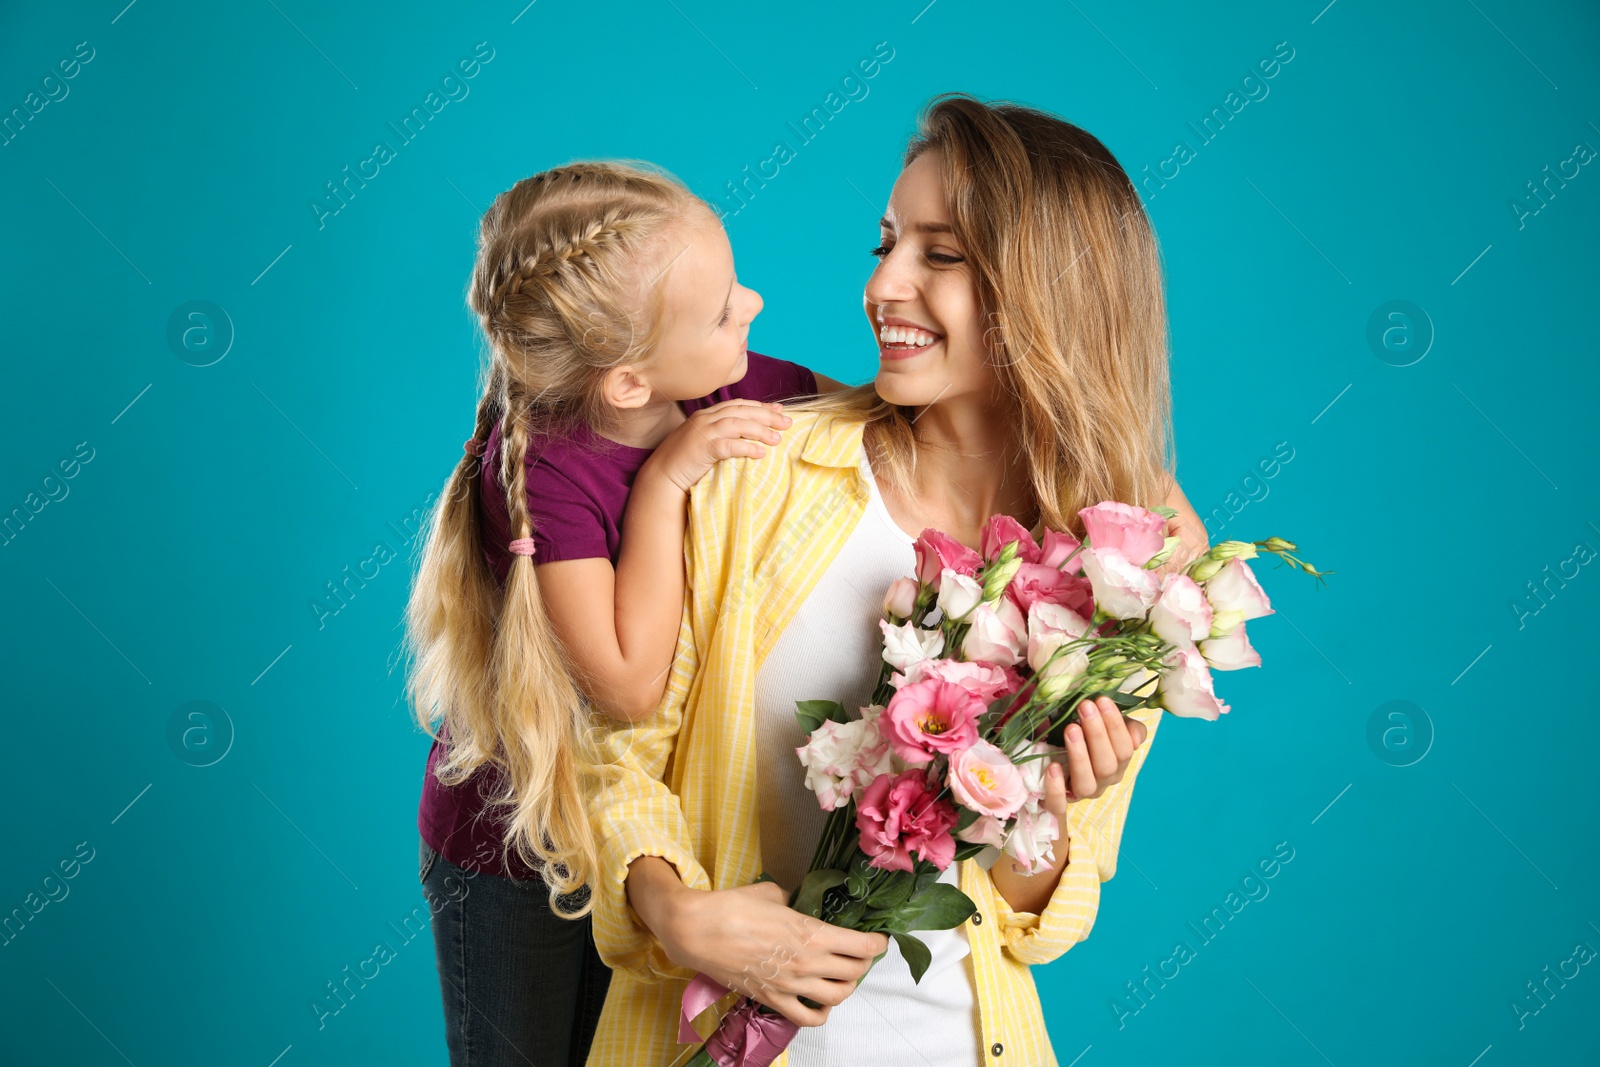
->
<box><xmin>679</xmin><ymin>974</ymin><xmax>800</xmax><ymax>1067</ymax></box>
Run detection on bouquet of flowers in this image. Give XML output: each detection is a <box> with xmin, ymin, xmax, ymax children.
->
<box><xmin>679</xmin><ymin>502</ymin><xmax>1329</xmax><ymax>1066</ymax></box>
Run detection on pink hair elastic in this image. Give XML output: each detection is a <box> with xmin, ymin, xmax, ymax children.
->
<box><xmin>508</xmin><ymin>538</ymin><xmax>537</xmax><ymax>557</ymax></box>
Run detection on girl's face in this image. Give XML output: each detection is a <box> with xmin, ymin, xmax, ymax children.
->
<box><xmin>864</xmin><ymin>150</ymin><xmax>995</xmax><ymax>409</ymax></box>
<box><xmin>640</xmin><ymin>206</ymin><xmax>764</xmax><ymax>401</ymax></box>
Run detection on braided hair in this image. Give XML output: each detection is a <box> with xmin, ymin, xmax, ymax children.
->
<box><xmin>405</xmin><ymin>160</ymin><xmax>707</xmax><ymax>916</ymax></box>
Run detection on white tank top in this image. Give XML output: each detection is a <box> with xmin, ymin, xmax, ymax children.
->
<box><xmin>753</xmin><ymin>445</ymin><xmax>983</xmax><ymax>1066</ymax></box>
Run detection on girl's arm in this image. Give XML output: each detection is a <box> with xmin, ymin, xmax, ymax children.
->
<box><xmin>536</xmin><ymin>400</ymin><xmax>793</xmax><ymax>722</ymax></box>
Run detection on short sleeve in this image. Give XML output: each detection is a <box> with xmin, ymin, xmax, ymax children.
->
<box><xmin>682</xmin><ymin>351</ymin><xmax>817</xmax><ymax>414</ymax></box>
<box><xmin>523</xmin><ymin>458</ymin><xmax>611</xmax><ymax>563</ymax></box>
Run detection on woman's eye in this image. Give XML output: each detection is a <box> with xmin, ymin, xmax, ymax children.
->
<box><xmin>869</xmin><ymin>244</ymin><xmax>891</xmax><ymax>258</ymax></box>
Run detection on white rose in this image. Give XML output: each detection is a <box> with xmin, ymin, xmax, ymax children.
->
<box><xmin>960</xmin><ymin>598</ymin><xmax>1027</xmax><ymax>666</ymax></box>
<box><xmin>1080</xmin><ymin>545</ymin><xmax>1161</xmax><ymax>620</ymax></box>
<box><xmin>936</xmin><ymin>568</ymin><xmax>984</xmax><ymax>622</ymax></box>
<box><xmin>1199</xmin><ymin>623</ymin><xmax>1261</xmax><ymax>671</ymax></box>
<box><xmin>1150</xmin><ymin>573</ymin><xmax>1214</xmax><ymax>649</ymax></box>
<box><xmin>879</xmin><ymin>617</ymin><xmax>945</xmax><ymax>672</ymax></box>
<box><xmin>1203</xmin><ymin>558</ymin><xmax>1273</xmax><ymax>621</ymax></box>
<box><xmin>1001</xmin><ymin>806</ymin><xmax>1060</xmax><ymax>874</ymax></box>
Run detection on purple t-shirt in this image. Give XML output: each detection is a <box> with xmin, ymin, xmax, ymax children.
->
<box><xmin>418</xmin><ymin>351</ymin><xmax>817</xmax><ymax>879</ymax></box>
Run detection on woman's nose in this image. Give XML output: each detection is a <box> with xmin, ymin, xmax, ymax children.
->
<box><xmin>864</xmin><ymin>253</ymin><xmax>916</xmax><ymax>308</ymax></box>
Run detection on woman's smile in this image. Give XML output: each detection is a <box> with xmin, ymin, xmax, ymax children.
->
<box><xmin>878</xmin><ymin>314</ymin><xmax>944</xmax><ymax>361</ymax></box>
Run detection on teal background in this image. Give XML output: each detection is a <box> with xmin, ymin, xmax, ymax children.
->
<box><xmin>3</xmin><ymin>0</ymin><xmax>1597</xmax><ymax>1063</ymax></box>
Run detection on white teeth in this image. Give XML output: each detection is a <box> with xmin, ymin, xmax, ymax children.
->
<box><xmin>879</xmin><ymin>325</ymin><xmax>938</xmax><ymax>347</ymax></box>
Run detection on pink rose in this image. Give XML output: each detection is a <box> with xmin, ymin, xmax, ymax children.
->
<box><xmin>1005</xmin><ymin>563</ymin><xmax>1094</xmax><ymax>616</ymax></box>
<box><xmin>1203</xmin><ymin>558</ymin><xmax>1274</xmax><ymax>621</ymax></box>
<box><xmin>914</xmin><ymin>530</ymin><xmax>982</xmax><ymax>585</ymax></box>
<box><xmin>1080</xmin><ymin>546</ymin><xmax>1161</xmax><ymax>620</ymax></box>
<box><xmin>1157</xmin><ymin>644</ymin><xmax>1230</xmax><ymax>720</ymax></box>
<box><xmin>1150</xmin><ymin>573</ymin><xmax>1214</xmax><ymax>649</ymax></box>
<box><xmin>979</xmin><ymin>514</ymin><xmax>1041</xmax><ymax>564</ymax></box>
<box><xmin>960</xmin><ymin>598</ymin><xmax>1027</xmax><ymax>666</ymax></box>
<box><xmin>882</xmin><ymin>678</ymin><xmax>985</xmax><ymax>764</ymax></box>
<box><xmin>856</xmin><ymin>768</ymin><xmax>959</xmax><ymax>872</ymax></box>
<box><xmin>1038</xmin><ymin>528</ymin><xmax>1085</xmax><ymax>573</ymax></box>
<box><xmin>948</xmin><ymin>740</ymin><xmax>1029</xmax><ymax>820</ymax></box>
<box><xmin>1079</xmin><ymin>501</ymin><xmax>1168</xmax><ymax>567</ymax></box>
<box><xmin>894</xmin><ymin>658</ymin><xmax>1020</xmax><ymax>703</ymax></box>
<box><xmin>1199</xmin><ymin>623</ymin><xmax>1261</xmax><ymax>670</ymax></box>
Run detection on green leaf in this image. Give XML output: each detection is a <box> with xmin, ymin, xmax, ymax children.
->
<box><xmin>892</xmin><ymin>932</ymin><xmax>933</xmax><ymax>984</ymax></box>
<box><xmin>885</xmin><ymin>883</ymin><xmax>978</xmax><ymax>933</ymax></box>
<box><xmin>953</xmin><ymin>806</ymin><xmax>981</xmax><ymax>833</ymax></box>
<box><xmin>865</xmin><ymin>873</ymin><xmax>916</xmax><ymax>910</ymax></box>
<box><xmin>1150</xmin><ymin>504</ymin><xmax>1178</xmax><ymax>520</ymax></box>
<box><xmin>794</xmin><ymin>699</ymin><xmax>847</xmax><ymax>735</ymax></box>
<box><xmin>791</xmin><ymin>869</ymin><xmax>847</xmax><ymax>918</ymax></box>
<box><xmin>833</xmin><ymin>898</ymin><xmax>868</xmax><ymax>928</ymax></box>
<box><xmin>952</xmin><ymin>840</ymin><xmax>988</xmax><ymax>863</ymax></box>
<box><xmin>845</xmin><ymin>871</ymin><xmax>872</xmax><ymax>898</ymax></box>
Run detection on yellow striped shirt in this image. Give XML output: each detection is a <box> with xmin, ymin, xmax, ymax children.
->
<box><xmin>586</xmin><ymin>410</ymin><xmax>1163</xmax><ymax>1067</ymax></box>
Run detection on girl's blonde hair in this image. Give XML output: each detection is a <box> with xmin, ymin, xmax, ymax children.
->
<box><xmin>403</xmin><ymin>160</ymin><xmax>705</xmax><ymax>917</ymax></box>
<box><xmin>790</xmin><ymin>93</ymin><xmax>1176</xmax><ymax>534</ymax></box>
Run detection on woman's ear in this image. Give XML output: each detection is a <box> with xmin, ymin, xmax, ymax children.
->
<box><xmin>601</xmin><ymin>365</ymin><xmax>655</xmax><ymax>409</ymax></box>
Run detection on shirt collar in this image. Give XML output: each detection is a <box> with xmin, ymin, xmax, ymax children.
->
<box><xmin>798</xmin><ymin>412</ymin><xmax>868</xmax><ymax>469</ymax></box>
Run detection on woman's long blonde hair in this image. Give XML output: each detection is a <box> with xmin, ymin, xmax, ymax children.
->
<box><xmin>791</xmin><ymin>93</ymin><xmax>1176</xmax><ymax>534</ymax></box>
<box><xmin>402</xmin><ymin>160</ymin><xmax>703</xmax><ymax>917</ymax></box>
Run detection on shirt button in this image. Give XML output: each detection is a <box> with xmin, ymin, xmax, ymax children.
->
<box><xmin>991</xmin><ymin>1043</ymin><xmax>1004</xmax><ymax>1057</ymax></box>
<box><xmin>972</xmin><ymin>912</ymin><xmax>983</xmax><ymax>925</ymax></box>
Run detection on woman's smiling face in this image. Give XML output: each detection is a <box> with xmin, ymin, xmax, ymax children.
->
<box><xmin>864</xmin><ymin>149</ymin><xmax>995</xmax><ymax>408</ymax></box>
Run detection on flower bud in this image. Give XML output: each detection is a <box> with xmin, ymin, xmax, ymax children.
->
<box><xmin>981</xmin><ymin>553</ymin><xmax>1023</xmax><ymax>603</ymax></box>
<box><xmin>1209</xmin><ymin>609</ymin><xmax>1245</xmax><ymax>637</ymax></box>
<box><xmin>1142</xmin><ymin>535</ymin><xmax>1185</xmax><ymax>570</ymax></box>
<box><xmin>1189</xmin><ymin>556</ymin><xmax>1224</xmax><ymax>582</ymax></box>
<box><xmin>882</xmin><ymin>577</ymin><xmax>919</xmax><ymax>621</ymax></box>
<box><xmin>1212</xmin><ymin>540</ymin><xmax>1258</xmax><ymax>561</ymax></box>
<box><xmin>1262</xmin><ymin>536</ymin><xmax>1296</xmax><ymax>553</ymax></box>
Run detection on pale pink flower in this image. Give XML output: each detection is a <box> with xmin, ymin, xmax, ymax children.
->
<box><xmin>1199</xmin><ymin>623</ymin><xmax>1262</xmax><ymax>671</ymax></box>
<box><xmin>960</xmin><ymin>598</ymin><xmax>1027</xmax><ymax>666</ymax></box>
<box><xmin>1203</xmin><ymin>558</ymin><xmax>1273</xmax><ymax>622</ymax></box>
<box><xmin>936</xmin><ymin>568</ymin><xmax>984</xmax><ymax>622</ymax></box>
<box><xmin>1150</xmin><ymin>573</ymin><xmax>1214</xmax><ymax>649</ymax></box>
<box><xmin>1157</xmin><ymin>644</ymin><xmax>1231</xmax><ymax>720</ymax></box>
<box><xmin>948</xmin><ymin>740</ymin><xmax>1029</xmax><ymax>820</ymax></box>
<box><xmin>882</xmin><ymin>577</ymin><xmax>919</xmax><ymax>620</ymax></box>
<box><xmin>1080</xmin><ymin>546</ymin><xmax>1161</xmax><ymax>620</ymax></box>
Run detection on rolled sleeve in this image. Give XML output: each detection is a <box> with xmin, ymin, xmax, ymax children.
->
<box><xmin>586</xmin><ymin>619</ymin><xmax>710</xmax><ymax>983</ymax></box>
<box><xmin>996</xmin><ymin>703</ymin><xmax>1163</xmax><ymax>966</ymax></box>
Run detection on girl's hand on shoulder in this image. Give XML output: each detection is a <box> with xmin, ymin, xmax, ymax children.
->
<box><xmin>648</xmin><ymin>400</ymin><xmax>792</xmax><ymax>494</ymax></box>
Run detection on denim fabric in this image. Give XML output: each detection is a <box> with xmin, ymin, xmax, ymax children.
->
<box><xmin>421</xmin><ymin>838</ymin><xmax>611</xmax><ymax>1066</ymax></box>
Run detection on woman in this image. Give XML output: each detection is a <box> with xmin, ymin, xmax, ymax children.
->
<box><xmin>585</xmin><ymin>93</ymin><xmax>1208</xmax><ymax>1066</ymax></box>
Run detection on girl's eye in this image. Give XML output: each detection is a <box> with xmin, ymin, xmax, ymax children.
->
<box><xmin>927</xmin><ymin>252</ymin><xmax>964</xmax><ymax>264</ymax></box>
<box><xmin>719</xmin><ymin>303</ymin><xmax>732</xmax><ymax>327</ymax></box>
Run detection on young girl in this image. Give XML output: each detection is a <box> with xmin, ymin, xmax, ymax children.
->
<box><xmin>403</xmin><ymin>160</ymin><xmax>841</xmax><ymax>1066</ymax></box>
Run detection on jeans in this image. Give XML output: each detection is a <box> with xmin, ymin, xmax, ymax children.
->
<box><xmin>421</xmin><ymin>838</ymin><xmax>612</xmax><ymax>1066</ymax></box>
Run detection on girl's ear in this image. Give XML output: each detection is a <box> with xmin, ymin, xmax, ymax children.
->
<box><xmin>601</xmin><ymin>364</ymin><xmax>654</xmax><ymax>409</ymax></box>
